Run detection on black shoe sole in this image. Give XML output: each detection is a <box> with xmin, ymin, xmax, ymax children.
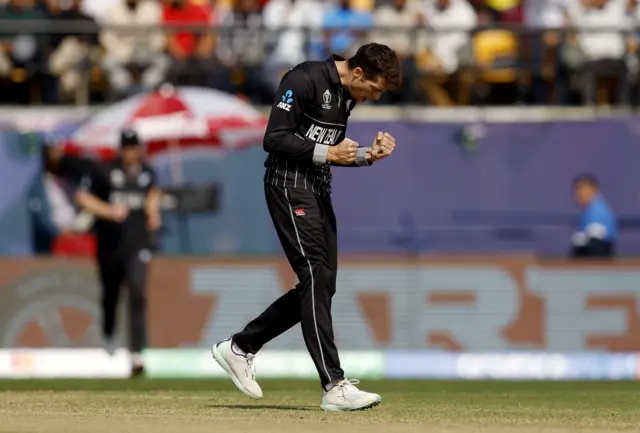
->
<box><xmin>321</xmin><ymin>400</ymin><xmax>382</xmax><ymax>412</ymax></box>
<box><xmin>352</xmin><ymin>400</ymin><xmax>381</xmax><ymax>411</ymax></box>
<box><xmin>130</xmin><ymin>366</ymin><xmax>145</xmax><ymax>378</ymax></box>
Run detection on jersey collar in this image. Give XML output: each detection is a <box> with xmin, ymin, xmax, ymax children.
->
<box><xmin>113</xmin><ymin>156</ymin><xmax>144</xmax><ymax>175</ymax></box>
<box><xmin>326</xmin><ymin>54</ymin><xmax>355</xmax><ymax>103</ymax></box>
<box><xmin>326</xmin><ymin>54</ymin><xmax>345</xmax><ymax>87</ymax></box>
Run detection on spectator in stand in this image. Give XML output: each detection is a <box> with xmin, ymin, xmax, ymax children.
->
<box><xmin>563</xmin><ymin>0</ymin><xmax>634</xmax><ymax>105</ymax></box>
<box><xmin>0</xmin><ymin>0</ymin><xmax>47</xmax><ymax>104</ymax></box>
<box><xmin>525</xmin><ymin>0</ymin><xmax>570</xmax><ymax>104</ymax></box>
<box><xmin>218</xmin><ymin>0</ymin><xmax>272</xmax><ymax>102</ymax></box>
<box><xmin>416</xmin><ymin>0</ymin><xmax>477</xmax><ymax>104</ymax></box>
<box><xmin>262</xmin><ymin>0</ymin><xmax>325</xmax><ymax>94</ymax></box>
<box><xmin>322</xmin><ymin>0</ymin><xmax>374</xmax><ymax>58</ymax></box>
<box><xmin>163</xmin><ymin>0</ymin><xmax>220</xmax><ymax>88</ymax></box>
<box><xmin>468</xmin><ymin>6</ymin><xmax>522</xmax><ymax>104</ymax></box>
<box><xmin>80</xmin><ymin>0</ymin><xmax>121</xmax><ymax>20</ymax></box>
<box><xmin>627</xmin><ymin>0</ymin><xmax>640</xmax><ymax>105</ymax></box>
<box><xmin>485</xmin><ymin>0</ymin><xmax>523</xmax><ymax>23</ymax></box>
<box><xmin>370</xmin><ymin>0</ymin><xmax>422</xmax><ymax>103</ymax></box>
<box><xmin>419</xmin><ymin>0</ymin><xmax>477</xmax><ymax>74</ymax></box>
<box><xmin>44</xmin><ymin>0</ymin><xmax>100</xmax><ymax>104</ymax></box>
<box><xmin>100</xmin><ymin>0</ymin><xmax>168</xmax><ymax>100</ymax></box>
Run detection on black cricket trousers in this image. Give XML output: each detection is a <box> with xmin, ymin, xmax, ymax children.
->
<box><xmin>97</xmin><ymin>248</ymin><xmax>149</xmax><ymax>353</ymax></box>
<box><xmin>234</xmin><ymin>184</ymin><xmax>344</xmax><ymax>387</ymax></box>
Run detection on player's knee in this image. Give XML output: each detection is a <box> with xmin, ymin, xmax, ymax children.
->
<box><xmin>295</xmin><ymin>258</ymin><xmax>335</xmax><ymax>292</ymax></box>
<box><xmin>310</xmin><ymin>260</ymin><xmax>335</xmax><ymax>287</ymax></box>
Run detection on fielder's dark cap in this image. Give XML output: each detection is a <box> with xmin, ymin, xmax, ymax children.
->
<box><xmin>120</xmin><ymin>128</ymin><xmax>141</xmax><ymax>147</ymax></box>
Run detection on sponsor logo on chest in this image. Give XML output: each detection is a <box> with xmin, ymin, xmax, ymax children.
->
<box><xmin>278</xmin><ymin>89</ymin><xmax>294</xmax><ymax>111</ymax></box>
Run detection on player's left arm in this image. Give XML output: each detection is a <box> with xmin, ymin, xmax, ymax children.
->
<box><xmin>145</xmin><ymin>169</ymin><xmax>162</xmax><ymax>231</ymax></box>
<box><xmin>331</xmin><ymin>131</ymin><xmax>396</xmax><ymax>167</ymax></box>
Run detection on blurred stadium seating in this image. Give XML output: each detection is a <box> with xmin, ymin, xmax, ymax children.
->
<box><xmin>0</xmin><ymin>0</ymin><xmax>638</xmax><ymax>107</ymax></box>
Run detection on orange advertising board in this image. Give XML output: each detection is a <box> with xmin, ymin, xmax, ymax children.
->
<box><xmin>1</xmin><ymin>256</ymin><xmax>639</xmax><ymax>351</ymax></box>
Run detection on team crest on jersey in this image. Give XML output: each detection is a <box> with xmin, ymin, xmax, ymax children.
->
<box><xmin>322</xmin><ymin>90</ymin><xmax>332</xmax><ymax>110</ymax></box>
<box><xmin>110</xmin><ymin>169</ymin><xmax>125</xmax><ymax>187</ymax></box>
<box><xmin>138</xmin><ymin>171</ymin><xmax>151</xmax><ymax>187</ymax></box>
<box><xmin>277</xmin><ymin>89</ymin><xmax>294</xmax><ymax>111</ymax></box>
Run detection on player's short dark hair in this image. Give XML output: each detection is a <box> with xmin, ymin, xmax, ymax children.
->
<box><xmin>347</xmin><ymin>43</ymin><xmax>402</xmax><ymax>91</ymax></box>
<box><xmin>573</xmin><ymin>173</ymin><xmax>600</xmax><ymax>189</ymax></box>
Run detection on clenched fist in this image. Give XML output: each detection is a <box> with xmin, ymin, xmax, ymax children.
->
<box><xmin>327</xmin><ymin>138</ymin><xmax>359</xmax><ymax>165</ymax></box>
<box><xmin>370</xmin><ymin>132</ymin><xmax>396</xmax><ymax>162</ymax></box>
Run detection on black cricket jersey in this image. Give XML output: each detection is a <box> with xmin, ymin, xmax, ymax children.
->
<box><xmin>263</xmin><ymin>55</ymin><xmax>370</xmax><ymax>195</ymax></box>
<box><xmin>77</xmin><ymin>157</ymin><xmax>157</xmax><ymax>253</ymax></box>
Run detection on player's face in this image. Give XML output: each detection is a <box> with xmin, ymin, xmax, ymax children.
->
<box><xmin>574</xmin><ymin>182</ymin><xmax>596</xmax><ymax>207</ymax></box>
<box><xmin>121</xmin><ymin>145</ymin><xmax>143</xmax><ymax>165</ymax></box>
<box><xmin>348</xmin><ymin>69</ymin><xmax>387</xmax><ymax>103</ymax></box>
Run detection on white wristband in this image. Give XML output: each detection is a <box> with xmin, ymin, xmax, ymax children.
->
<box><xmin>355</xmin><ymin>147</ymin><xmax>370</xmax><ymax>166</ymax></box>
<box><xmin>313</xmin><ymin>144</ymin><xmax>329</xmax><ymax>164</ymax></box>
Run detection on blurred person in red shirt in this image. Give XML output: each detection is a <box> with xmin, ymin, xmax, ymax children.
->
<box><xmin>163</xmin><ymin>0</ymin><xmax>230</xmax><ymax>89</ymax></box>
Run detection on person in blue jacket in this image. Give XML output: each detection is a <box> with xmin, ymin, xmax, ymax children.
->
<box><xmin>571</xmin><ymin>174</ymin><xmax>618</xmax><ymax>258</ymax></box>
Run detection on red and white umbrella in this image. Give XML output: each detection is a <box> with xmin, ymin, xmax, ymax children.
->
<box><xmin>64</xmin><ymin>85</ymin><xmax>267</xmax><ymax>161</ymax></box>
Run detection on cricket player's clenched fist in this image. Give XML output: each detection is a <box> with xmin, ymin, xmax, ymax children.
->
<box><xmin>371</xmin><ymin>131</ymin><xmax>396</xmax><ymax>161</ymax></box>
<box><xmin>328</xmin><ymin>138</ymin><xmax>359</xmax><ymax>165</ymax></box>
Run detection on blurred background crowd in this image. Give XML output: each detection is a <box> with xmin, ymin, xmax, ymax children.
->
<box><xmin>1</xmin><ymin>0</ymin><xmax>640</xmax><ymax>106</ymax></box>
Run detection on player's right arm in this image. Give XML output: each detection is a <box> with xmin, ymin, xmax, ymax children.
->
<box><xmin>75</xmin><ymin>164</ymin><xmax>128</xmax><ymax>222</ymax></box>
<box><xmin>264</xmin><ymin>69</ymin><xmax>357</xmax><ymax>165</ymax></box>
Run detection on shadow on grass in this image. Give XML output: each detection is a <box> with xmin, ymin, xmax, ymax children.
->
<box><xmin>208</xmin><ymin>404</ymin><xmax>316</xmax><ymax>411</ymax></box>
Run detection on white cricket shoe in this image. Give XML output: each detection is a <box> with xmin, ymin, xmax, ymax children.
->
<box><xmin>320</xmin><ymin>379</ymin><xmax>381</xmax><ymax>411</ymax></box>
<box><xmin>211</xmin><ymin>338</ymin><xmax>263</xmax><ymax>399</ymax></box>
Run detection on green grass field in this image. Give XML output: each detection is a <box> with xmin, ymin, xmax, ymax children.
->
<box><xmin>0</xmin><ymin>379</ymin><xmax>638</xmax><ymax>433</ymax></box>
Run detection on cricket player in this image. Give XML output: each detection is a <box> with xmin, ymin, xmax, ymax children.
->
<box><xmin>212</xmin><ymin>43</ymin><xmax>402</xmax><ymax>411</ymax></box>
<box><xmin>74</xmin><ymin>129</ymin><xmax>161</xmax><ymax>376</ymax></box>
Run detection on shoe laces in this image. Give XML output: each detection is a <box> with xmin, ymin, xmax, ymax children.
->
<box><xmin>244</xmin><ymin>353</ymin><xmax>256</xmax><ymax>380</ymax></box>
<box><xmin>337</xmin><ymin>378</ymin><xmax>361</xmax><ymax>396</ymax></box>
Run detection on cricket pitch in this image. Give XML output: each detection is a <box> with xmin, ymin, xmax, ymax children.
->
<box><xmin>1</xmin><ymin>379</ymin><xmax>638</xmax><ymax>433</ymax></box>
